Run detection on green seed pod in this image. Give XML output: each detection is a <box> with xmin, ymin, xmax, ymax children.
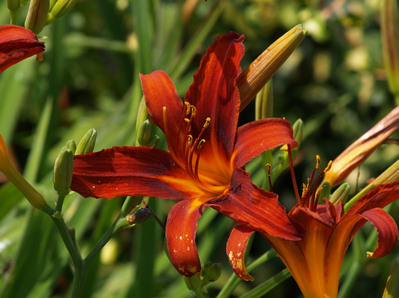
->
<box><xmin>53</xmin><ymin>148</ymin><xmax>73</xmax><ymax>197</ymax></box>
<box><xmin>75</xmin><ymin>128</ymin><xmax>97</xmax><ymax>155</ymax></box>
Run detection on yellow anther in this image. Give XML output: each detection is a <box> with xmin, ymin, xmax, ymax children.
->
<box><xmin>301</xmin><ymin>183</ymin><xmax>307</xmax><ymax>197</ymax></box>
<box><xmin>324</xmin><ymin>160</ymin><xmax>333</xmax><ymax>173</ymax></box>
<box><xmin>197</xmin><ymin>139</ymin><xmax>206</xmax><ymax>149</ymax></box>
<box><xmin>203</xmin><ymin>117</ymin><xmax>211</xmax><ymax>128</ymax></box>
<box><xmin>190</xmin><ymin>105</ymin><xmax>196</xmax><ymax>117</ymax></box>
<box><xmin>184</xmin><ymin>102</ymin><xmax>191</xmax><ymax>115</ymax></box>
<box><xmin>315</xmin><ymin>155</ymin><xmax>321</xmax><ymax>169</ymax></box>
<box><xmin>187</xmin><ymin>135</ymin><xmax>193</xmax><ymax>145</ymax></box>
<box><xmin>184</xmin><ymin>118</ymin><xmax>190</xmax><ymax>123</ymax></box>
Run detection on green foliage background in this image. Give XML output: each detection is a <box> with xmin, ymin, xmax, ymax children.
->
<box><xmin>0</xmin><ymin>0</ymin><xmax>398</xmax><ymax>297</ymax></box>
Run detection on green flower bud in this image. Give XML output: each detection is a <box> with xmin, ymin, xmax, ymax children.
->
<box><xmin>136</xmin><ymin>119</ymin><xmax>152</xmax><ymax>146</ymax></box>
<box><xmin>184</xmin><ymin>273</ymin><xmax>202</xmax><ymax>293</ymax></box>
<box><xmin>75</xmin><ymin>128</ymin><xmax>97</xmax><ymax>155</ymax></box>
<box><xmin>317</xmin><ymin>181</ymin><xmax>331</xmax><ymax>202</ymax></box>
<box><xmin>292</xmin><ymin>118</ymin><xmax>303</xmax><ymax>145</ymax></box>
<box><xmin>47</xmin><ymin>0</ymin><xmax>76</xmax><ymax>23</ymax></box>
<box><xmin>65</xmin><ymin>139</ymin><xmax>76</xmax><ymax>154</ymax></box>
<box><xmin>202</xmin><ymin>262</ymin><xmax>222</xmax><ymax>282</ymax></box>
<box><xmin>383</xmin><ymin>257</ymin><xmax>399</xmax><ymax>298</ymax></box>
<box><xmin>330</xmin><ymin>183</ymin><xmax>350</xmax><ymax>205</ymax></box>
<box><xmin>255</xmin><ymin>80</ymin><xmax>273</xmax><ymax>120</ymax></box>
<box><xmin>25</xmin><ymin>0</ymin><xmax>49</xmax><ymax>34</ymax></box>
<box><xmin>53</xmin><ymin>148</ymin><xmax>73</xmax><ymax>197</ymax></box>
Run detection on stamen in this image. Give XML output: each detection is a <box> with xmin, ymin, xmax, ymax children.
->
<box><xmin>310</xmin><ymin>159</ymin><xmax>329</xmax><ymax>211</ymax></box>
<box><xmin>265</xmin><ymin>163</ymin><xmax>273</xmax><ymax>192</ymax></box>
<box><xmin>190</xmin><ymin>105</ymin><xmax>196</xmax><ymax>117</ymax></box>
<box><xmin>194</xmin><ymin>140</ymin><xmax>206</xmax><ymax>178</ymax></box>
<box><xmin>287</xmin><ymin>145</ymin><xmax>301</xmax><ymax>203</ymax></box>
<box><xmin>162</xmin><ymin>106</ymin><xmax>167</xmax><ymax>133</ymax></box>
<box><xmin>184</xmin><ymin>102</ymin><xmax>191</xmax><ymax>115</ymax></box>
<box><xmin>324</xmin><ymin>160</ymin><xmax>333</xmax><ymax>173</ymax></box>
<box><xmin>303</xmin><ymin>155</ymin><xmax>320</xmax><ymax>206</ymax></box>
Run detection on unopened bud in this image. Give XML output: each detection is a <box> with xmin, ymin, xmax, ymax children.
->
<box><xmin>53</xmin><ymin>148</ymin><xmax>73</xmax><ymax>197</ymax></box>
<box><xmin>238</xmin><ymin>25</ymin><xmax>306</xmax><ymax>110</ymax></box>
<box><xmin>255</xmin><ymin>80</ymin><xmax>273</xmax><ymax>120</ymax></box>
<box><xmin>25</xmin><ymin>0</ymin><xmax>49</xmax><ymax>34</ymax></box>
<box><xmin>292</xmin><ymin>118</ymin><xmax>303</xmax><ymax>145</ymax></box>
<box><xmin>47</xmin><ymin>0</ymin><xmax>76</xmax><ymax>23</ymax></box>
<box><xmin>137</xmin><ymin>119</ymin><xmax>152</xmax><ymax>146</ymax></box>
<box><xmin>330</xmin><ymin>183</ymin><xmax>351</xmax><ymax>205</ymax></box>
<box><xmin>381</xmin><ymin>0</ymin><xmax>399</xmax><ymax>96</ymax></box>
<box><xmin>202</xmin><ymin>262</ymin><xmax>222</xmax><ymax>282</ymax></box>
<box><xmin>0</xmin><ymin>134</ymin><xmax>52</xmax><ymax>214</ymax></box>
<box><xmin>126</xmin><ymin>207</ymin><xmax>152</xmax><ymax>224</ymax></box>
<box><xmin>184</xmin><ymin>273</ymin><xmax>202</xmax><ymax>292</ymax></box>
<box><xmin>65</xmin><ymin>139</ymin><xmax>76</xmax><ymax>154</ymax></box>
<box><xmin>323</xmin><ymin>106</ymin><xmax>399</xmax><ymax>186</ymax></box>
<box><xmin>75</xmin><ymin>128</ymin><xmax>97</xmax><ymax>155</ymax></box>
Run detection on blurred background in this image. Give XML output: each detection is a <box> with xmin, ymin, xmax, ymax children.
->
<box><xmin>0</xmin><ymin>0</ymin><xmax>398</xmax><ymax>297</ymax></box>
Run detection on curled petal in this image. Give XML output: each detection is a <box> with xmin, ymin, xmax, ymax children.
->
<box><xmin>185</xmin><ymin>32</ymin><xmax>244</xmax><ymax>158</ymax></box>
<box><xmin>72</xmin><ymin>146</ymin><xmax>192</xmax><ymax>199</ymax></box>
<box><xmin>166</xmin><ymin>200</ymin><xmax>202</xmax><ymax>276</ymax></box>
<box><xmin>361</xmin><ymin>208</ymin><xmax>398</xmax><ymax>258</ymax></box>
<box><xmin>0</xmin><ymin>25</ymin><xmax>44</xmax><ymax>72</ymax></box>
<box><xmin>226</xmin><ymin>225</ymin><xmax>254</xmax><ymax>281</ymax></box>
<box><xmin>208</xmin><ymin>169</ymin><xmax>301</xmax><ymax>240</ymax></box>
<box><xmin>234</xmin><ymin>118</ymin><xmax>297</xmax><ymax>168</ymax></box>
<box><xmin>140</xmin><ymin>71</ymin><xmax>184</xmax><ymax>159</ymax></box>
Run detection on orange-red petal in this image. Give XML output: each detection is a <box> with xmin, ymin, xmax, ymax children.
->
<box><xmin>208</xmin><ymin>169</ymin><xmax>301</xmax><ymax>240</ymax></box>
<box><xmin>71</xmin><ymin>146</ymin><xmax>191</xmax><ymax>199</ymax></box>
<box><xmin>361</xmin><ymin>208</ymin><xmax>398</xmax><ymax>258</ymax></box>
<box><xmin>185</xmin><ymin>32</ymin><xmax>244</xmax><ymax>159</ymax></box>
<box><xmin>234</xmin><ymin>118</ymin><xmax>297</xmax><ymax>168</ymax></box>
<box><xmin>226</xmin><ymin>225</ymin><xmax>254</xmax><ymax>281</ymax></box>
<box><xmin>166</xmin><ymin>200</ymin><xmax>202</xmax><ymax>276</ymax></box>
<box><xmin>0</xmin><ymin>25</ymin><xmax>44</xmax><ymax>72</ymax></box>
<box><xmin>140</xmin><ymin>71</ymin><xmax>185</xmax><ymax>159</ymax></box>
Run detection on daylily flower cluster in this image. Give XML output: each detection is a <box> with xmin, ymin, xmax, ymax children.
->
<box><xmin>71</xmin><ymin>31</ymin><xmax>301</xmax><ymax>276</ymax></box>
<box><xmin>70</xmin><ymin>30</ymin><xmax>399</xmax><ymax>298</ymax></box>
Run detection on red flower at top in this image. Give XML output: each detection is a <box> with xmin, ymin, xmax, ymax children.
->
<box><xmin>72</xmin><ymin>32</ymin><xmax>301</xmax><ymax>277</ymax></box>
<box><xmin>0</xmin><ymin>25</ymin><xmax>44</xmax><ymax>72</ymax></box>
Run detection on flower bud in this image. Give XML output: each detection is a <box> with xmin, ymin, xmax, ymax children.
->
<box><xmin>65</xmin><ymin>139</ymin><xmax>76</xmax><ymax>154</ymax></box>
<box><xmin>255</xmin><ymin>80</ymin><xmax>273</xmax><ymax>120</ymax></box>
<box><xmin>238</xmin><ymin>25</ymin><xmax>306</xmax><ymax>110</ymax></box>
<box><xmin>126</xmin><ymin>207</ymin><xmax>152</xmax><ymax>224</ymax></box>
<box><xmin>323</xmin><ymin>106</ymin><xmax>399</xmax><ymax>186</ymax></box>
<box><xmin>47</xmin><ymin>0</ymin><xmax>76</xmax><ymax>23</ymax></box>
<box><xmin>330</xmin><ymin>183</ymin><xmax>350</xmax><ymax>205</ymax></box>
<box><xmin>202</xmin><ymin>262</ymin><xmax>222</xmax><ymax>282</ymax></box>
<box><xmin>75</xmin><ymin>128</ymin><xmax>97</xmax><ymax>155</ymax></box>
<box><xmin>292</xmin><ymin>118</ymin><xmax>303</xmax><ymax>145</ymax></box>
<box><xmin>53</xmin><ymin>148</ymin><xmax>73</xmax><ymax>197</ymax></box>
<box><xmin>25</xmin><ymin>0</ymin><xmax>49</xmax><ymax>34</ymax></box>
<box><xmin>381</xmin><ymin>0</ymin><xmax>399</xmax><ymax>96</ymax></box>
<box><xmin>136</xmin><ymin>119</ymin><xmax>152</xmax><ymax>146</ymax></box>
<box><xmin>0</xmin><ymin>134</ymin><xmax>52</xmax><ymax>214</ymax></box>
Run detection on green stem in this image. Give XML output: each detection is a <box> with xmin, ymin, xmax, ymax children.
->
<box><xmin>51</xmin><ymin>214</ymin><xmax>84</xmax><ymax>297</ymax></box>
<box><xmin>216</xmin><ymin>249</ymin><xmax>277</xmax><ymax>298</ymax></box>
<box><xmin>55</xmin><ymin>194</ymin><xmax>65</xmax><ymax>212</ymax></box>
<box><xmin>84</xmin><ymin>214</ymin><xmax>122</xmax><ymax>265</ymax></box>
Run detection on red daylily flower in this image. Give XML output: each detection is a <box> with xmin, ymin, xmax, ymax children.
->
<box><xmin>227</xmin><ymin>154</ymin><xmax>399</xmax><ymax>297</ymax></box>
<box><xmin>71</xmin><ymin>32</ymin><xmax>301</xmax><ymax>277</ymax></box>
<box><xmin>0</xmin><ymin>25</ymin><xmax>44</xmax><ymax>72</ymax></box>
